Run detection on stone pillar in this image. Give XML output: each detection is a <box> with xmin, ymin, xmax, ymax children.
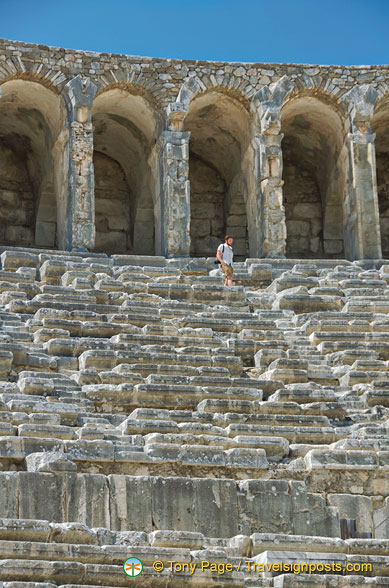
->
<box><xmin>150</xmin><ymin>103</ymin><xmax>190</xmax><ymax>257</ymax></box>
<box><xmin>61</xmin><ymin>75</ymin><xmax>97</xmax><ymax>251</ymax></box>
<box><xmin>254</xmin><ymin>77</ymin><xmax>293</xmax><ymax>258</ymax></box>
<box><xmin>256</xmin><ymin>125</ymin><xmax>286</xmax><ymax>257</ymax></box>
<box><xmin>343</xmin><ymin>85</ymin><xmax>381</xmax><ymax>260</ymax></box>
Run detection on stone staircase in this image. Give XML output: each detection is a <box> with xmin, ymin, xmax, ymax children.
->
<box><xmin>0</xmin><ymin>247</ymin><xmax>388</xmax><ymax>586</ymax></box>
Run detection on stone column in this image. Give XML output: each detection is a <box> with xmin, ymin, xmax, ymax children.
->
<box><xmin>150</xmin><ymin>103</ymin><xmax>191</xmax><ymax>257</ymax></box>
<box><xmin>61</xmin><ymin>75</ymin><xmax>97</xmax><ymax>251</ymax></box>
<box><xmin>254</xmin><ymin>77</ymin><xmax>293</xmax><ymax>258</ymax></box>
<box><xmin>343</xmin><ymin>85</ymin><xmax>381</xmax><ymax>260</ymax></box>
<box><xmin>256</xmin><ymin>124</ymin><xmax>286</xmax><ymax>257</ymax></box>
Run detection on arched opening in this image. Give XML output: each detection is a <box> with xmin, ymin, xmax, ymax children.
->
<box><xmin>0</xmin><ymin>78</ymin><xmax>65</xmax><ymax>248</ymax></box>
<box><xmin>184</xmin><ymin>91</ymin><xmax>253</xmax><ymax>260</ymax></box>
<box><xmin>281</xmin><ymin>94</ymin><xmax>347</xmax><ymax>258</ymax></box>
<box><xmin>92</xmin><ymin>87</ymin><xmax>158</xmax><ymax>255</ymax></box>
<box><xmin>372</xmin><ymin>94</ymin><xmax>389</xmax><ymax>257</ymax></box>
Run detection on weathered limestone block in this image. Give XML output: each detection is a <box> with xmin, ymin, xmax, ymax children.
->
<box><xmin>304</xmin><ymin>448</ymin><xmax>378</xmax><ymax>471</ymax></box>
<box><xmin>49</xmin><ymin>521</ymin><xmax>98</xmax><ymax>544</ymax></box>
<box><xmin>0</xmin><ymin>350</ymin><xmax>13</xmax><ymax>373</ymax></box>
<box><xmin>0</xmin><ymin>473</ymin><xmax>111</xmax><ymax>529</ymax></box>
<box><xmin>39</xmin><ymin>259</ymin><xmax>68</xmax><ymax>284</ymax></box>
<box><xmin>374</xmin><ymin>497</ymin><xmax>389</xmax><ymax>539</ymax></box>
<box><xmin>149</xmin><ymin>529</ymin><xmax>204</xmax><ymax>549</ymax></box>
<box><xmin>18</xmin><ymin>377</ymin><xmax>54</xmax><ymax>396</ymax></box>
<box><xmin>108</xmin><ymin>475</ymin><xmax>153</xmax><ymax>532</ymax></box>
<box><xmin>0</xmin><ymin>422</ymin><xmax>16</xmax><ymax>436</ymax></box>
<box><xmin>238</xmin><ymin>480</ymin><xmax>341</xmax><ymax>538</ymax></box>
<box><xmin>273</xmin><ymin>287</ymin><xmax>343</xmax><ymax>313</ymax></box>
<box><xmin>269</xmin><ymin>274</ymin><xmax>319</xmax><ymax>293</ymax></box>
<box><xmin>238</xmin><ymin>480</ymin><xmax>292</xmax><ymax>535</ymax></box>
<box><xmin>262</xmin><ymin>358</ymin><xmax>308</xmax><ymax>384</ymax></box>
<box><xmin>268</xmin><ymin>386</ymin><xmax>337</xmax><ymax>404</ymax></box>
<box><xmin>225</xmin><ymin>447</ymin><xmax>268</xmax><ymax>468</ymax></box>
<box><xmin>251</xmin><ymin>532</ymin><xmax>346</xmax><ymax>556</ymax></box>
<box><xmin>17</xmin><ymin>472</ymin><xmax>67</xmax><ymax>523</ymax></box>
<box><xmin>6</xmin><ymin>399</ymin><xmax>79</xmax><ymax>426</ymax></box>
<box><xmin>197</xmin><ymin>398</ymin><xmax>263</xmax><ymax>414</ymax></box>
<box><xmin>232</xmin><ymin>435</ymin><xmax>288</xmax><ymax>461</ymax></box>
<box><xmin>255</xmin><ymin>550</ymin><xmax>347</xmax><ymax>576</ymax></box>
<box><xmin>0</xmin><ymin>559</ymin><xmax>85</xmax><ymax>584</ymax></box>
<box><xmin>121</xmin><ymin>418</ymin><xmax>179</xmax><ymax>435</ymax></box>
<box><xmin>328</xmin><ymin>494</ymin><xmax>373</xmax><ymax>536</ymax></box>
<box><xmin>65</xmin><ymin>439</ymin><xmax>114</xmax><ymax>462</ymax></box>
<box><xmin>0</xmin><ymin>436</ymin><xmax>61</xmax><ymax>461</ymax></box>
<box><xmin>25</xmin><ymin>450</ymin><xmax>77</xmax><ymax>473</ymax></box>
<box><xmin>0</xmin><ymin>518</ymin><xmax>51</xmax><ymax>542</ymax></box>
<box><xmin>151</xmin><ymin>476</ymin><xmax>239</xmax><ymax>538</ymax></box>
<box><xmin>291</xmin><ymin>481</ymin><xmax>340</xmax><ymax>537</ymax></box>
<box><xmin>181</xmin><ymin>444</ymin><xmax>226</xmax><ymax>466</ymax></box>
<box><xmin>1</xmin><ymin>250</ymin><xmax>38</xmax><ymax>271</ymax></box>
<box><xmin>65</xmin><ymin>473</ymin><xmax>110</xmax><ymax>529</ymax></box>
<box><xmin>78</xmin><ymin>349</ymin><xmax>117</xmax><ymax>370</ymax></box>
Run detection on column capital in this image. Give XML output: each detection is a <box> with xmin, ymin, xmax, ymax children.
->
<box><xmin>63</xmin><ymin>75</ymin><xmax>98</xmax><ymax>123</ymax></box>
<box><xmin>348</xmin><ymin>130</ymin><xmax>376</xmax><ymax>144</ymax></box>
<box><xmin>343</xmin><ymin>84</ymin><xmax>379</xmax><ymax>133</ymax></box>
<box><xmin>166</xmin><ymin>102</ymin><xmax>188</xmax><ymax>131</ymax></box>
<box><xmin>254</xmin><ymin>75</ymin><xmax>293</xmax><ymax>135</ymax></box>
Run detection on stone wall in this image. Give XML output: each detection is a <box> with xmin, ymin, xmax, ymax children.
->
<box><xmin>281</xmin><ymin>95</ymin><xmax>346</xmax><ymax>258</ymax></box>
<box><xmin>372</xmin><ymin>96</ymin><xmax>389</xmax><ymax>257</ymax></box>
<box><xmin>0</xmin><ymin>473</ymin><xmax>340</xmax><ymax>539</ymax></box>
<box><xmin>0</xmin><ymin>142</ymin><xmax>35</xmax><ymax>246</ymax></box>
<box><xmin>94</xmin><ymin>152</ymin><xmax>133</xmax><ymax>254</ymax></box>
<box><xmin>283</xmin><ymin>156</ymin><xmax>323</xmax><ymax>258</ymax></box>
<box><xmin>189</xmin><ymin>155</ymin><xmax>225</xmax><ymax>257</ymax></box>
<box><xmin>0</xmin><ymin>38</ymin><xmax>388</xmax><ymax>259</ymax></box>
<box><xmin>188</xmin><ymin>157</ymin><xmax>249</xmax><ymax>260</ymax></box>
<box><xmin>377</xmin><ymin>152</ymin><xmax>389</xmax><ymax>256</ymax></box>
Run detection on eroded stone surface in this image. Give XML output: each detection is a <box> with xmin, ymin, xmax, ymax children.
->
<box><xmin>0</xmin><ymin>250</ymin><xmax>387</xmax><ymax>586</ymax></box>
<box><xmin>0</xmin><ymin>40</ymin><xmax>387</xmax><ymax>259</ymax></box>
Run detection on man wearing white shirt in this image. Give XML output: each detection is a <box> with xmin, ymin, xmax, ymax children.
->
<box><xmin>216</xmin><ymin>235</ymin><xmax>234</xmax><ymax>287</ymax></box>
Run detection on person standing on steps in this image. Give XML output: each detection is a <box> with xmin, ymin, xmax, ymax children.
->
<box><xmin>216</xmin><ymin>235</ymin><xmax>234</xmax><ymax>287</ymax></box>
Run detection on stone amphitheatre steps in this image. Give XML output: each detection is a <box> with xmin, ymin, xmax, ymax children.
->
<box><xmin>0</xmin><ymin>247</ymin><xmax>388</xmax><ymax>586</ymax></box>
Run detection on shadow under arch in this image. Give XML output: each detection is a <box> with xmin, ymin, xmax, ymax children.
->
<box><xmin>281</xmin><ymin>90</ymin><xmax>348</xmax><ymax>258</ymax></box>
<box><xmin>371</xmin><ymin>92</ymin><xmax>389</xmax><ymax>258</ymax></box>
<box><xmin>0</xmin><ymin>77</ymin><xmax>66</xmax><ymax>248</ymax></box>
<box><xmin>92</xmin><ymin>85</ymin><xmax>160</xmax><ymax>255</ymax></box>
<box><xmin>184</xmin><ymin>89</ymin><xmax>255</xmax><ymax>260</ymax></box>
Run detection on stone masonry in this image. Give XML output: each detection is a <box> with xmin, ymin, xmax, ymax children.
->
<box><xmin>0</xmin><ymin>249</ymin><xmax>387</xmax><ymax>586</ymax></box>
<box><xmin>0</xmin><ymin>39</ymin><xmax>388</xmax><ymax>260</ymax></box>
<box><xmin>0</xmin><ymin>38</ymin><xmax>388</xmax><ymax>587</ymax></box>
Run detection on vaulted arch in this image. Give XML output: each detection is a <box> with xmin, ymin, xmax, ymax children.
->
<box><xmin>184</xmin><ymin>89</ymin><xmax>254</xmax><ymax>259</ymax></box>
<box><xmin>92</xmin><ymin>86</ymin><xmax>160</xmax><ymax>254</ymax></box>
<box><xmin>372</xmin><ymin>92</ymin><xmax>389</xmax><ymax>257</ymax></box>
<box><xmin>0</xmin><ymin>77</ymin><xmax>66</xmax><ymax>248</ymax></box>
<box><xmin>281</xmin><ymin>91</ymin><xmax>348</xmax><ymax>258</ymax></box>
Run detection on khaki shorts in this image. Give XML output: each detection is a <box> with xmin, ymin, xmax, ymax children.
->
<box><xmin>221</xmin><ymin>264</ymin><xmax>234</xmax><ymax>278</ymax></box>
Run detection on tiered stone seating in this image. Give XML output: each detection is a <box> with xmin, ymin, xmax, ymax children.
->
<box><xmin>0</xmin><ymin>249</ymin><xmax>388</xmax><ymax>586</ymax></box>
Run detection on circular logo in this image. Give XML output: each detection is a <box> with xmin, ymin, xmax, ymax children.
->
<box><xmin>123</xmin><ymin>557</ymin><xmax>143</xmax><ymax>577</ymax></box>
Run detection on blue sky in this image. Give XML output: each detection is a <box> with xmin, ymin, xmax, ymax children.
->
<box><xmin>0</xmin><ymin>0</ymin><xmax>388</xmax><ymax>65</ymax></box>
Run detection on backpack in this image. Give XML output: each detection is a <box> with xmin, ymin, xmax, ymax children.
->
<box><xmin>215</xmin><ymin>244</ymin><xmax>225</xmax><ymax>264</ymax></box>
